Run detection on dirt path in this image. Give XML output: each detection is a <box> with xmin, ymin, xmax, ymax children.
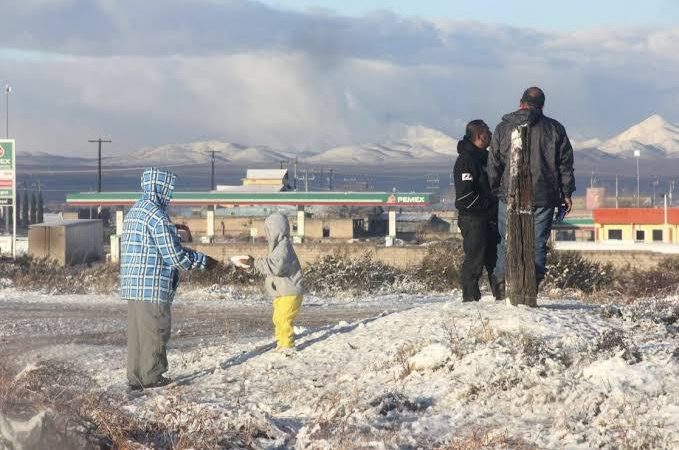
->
<box><xmin>0</xmin><ymin>299</ymin><xmax>402</xmax><ymax>370</ymax></box>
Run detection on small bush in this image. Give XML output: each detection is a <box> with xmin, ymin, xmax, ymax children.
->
<box><xmin>1</xmin><ymin>362</ymin><xmax>276</xmax><ymax>449</ymax></box>
<box><xmin>615</xmin><ymin>265</ymin><xmax>679</xmax><ymax>299</ymax></box>
<box><xmin>414</xmin><ymin>241</ymin><xmax>464</xmax><ymax>291</ymax></box>
<box><xmin>659</xmin><ymin>256</ymin><xmax>679</xmax><ymax>273</ymax></box>
<box><xmin>595</xmin><ymin>329</ymin><xmax>642</xmax><ymax>364</ymax></box>
<box><xmin>303</xmin><ymin>250</ymin><xmax>406</xmax><ymax>295</ymax></box>
<box><xmin>0</xmin><ymin>256</ymin><xmax>119</xmax><ymax>295</ymax></box>
<box><xmin>544</xmin><ymin>250</ymin><xmax>614</xmax><ymax>293</ymax></box>
<box><xmin>181</xmin><ymin>261</ymin><xmax>261</xmax><ymax>288</ymax></box>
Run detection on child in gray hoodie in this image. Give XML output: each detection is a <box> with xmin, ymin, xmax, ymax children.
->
<box><xmin>241</xmin><ymin>213</ymin><xmax>304</xmax><ymax>350</ymax></box>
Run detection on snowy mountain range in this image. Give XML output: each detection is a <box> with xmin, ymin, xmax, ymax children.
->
<box><xmin>21</xmin><ymin>115</ymin><xmax>679</xmax><ymax>169</ymax></box>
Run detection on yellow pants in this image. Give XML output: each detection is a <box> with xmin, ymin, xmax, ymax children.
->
<box><xmin>273</xmin><ymin>295</ymin><xmax>303</xmax><ymax>348</ymax></box>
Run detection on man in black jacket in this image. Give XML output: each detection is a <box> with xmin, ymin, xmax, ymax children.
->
<box><xmin>454</xmin><ymin>120</ymin><xmax>500</xmax><ymax>302</ymax></box>
<box><xmin>488</xmin><ymin>87</ymin><xmax>576</xmax><ymax>298</ymax></box>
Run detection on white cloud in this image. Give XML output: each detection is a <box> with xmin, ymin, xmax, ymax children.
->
<box><xmin>0</xmin><ymin>0</ymin><xmax>677</xmax><ymax>155</ymax></box>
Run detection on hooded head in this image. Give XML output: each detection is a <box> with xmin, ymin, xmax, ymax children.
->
<box><xmin>263</xmin><ymin>212</ymin><xmax>290</xmax><ymax>251</ymax></box>
<box><xmin>141</xmin><ymin>167</ymin><xmax>176</xmax><ymax>210</ymax></box>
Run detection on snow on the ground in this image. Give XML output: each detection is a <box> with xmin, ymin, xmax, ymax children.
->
<box><xmin>4</xmin><ymin>289</ymin><xmax>679</xmax><ymax>449</ymax></box>
<box><xmin>555</xmin><ymin>241</ymin><xmax>679</xmax><ymax>254</ymax></box>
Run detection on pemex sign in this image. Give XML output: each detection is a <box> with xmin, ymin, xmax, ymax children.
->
<box><xmin>0</xmin><ymin>140</ymin><xmax>14</xmax><ymax>206</ymax></box>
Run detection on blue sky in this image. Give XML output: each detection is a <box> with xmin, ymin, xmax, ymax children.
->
<box><xmin>0</xmin><ymin>0</ymin><xmax>678</xmax><ymax>155</ymax></box>
<box><xmin>264</xmin><ymin>0</ymin><xmax>679</xmax><ymax>30</ymax></box>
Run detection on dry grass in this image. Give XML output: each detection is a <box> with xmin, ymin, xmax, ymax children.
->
<box><xmin>0</xmin><ymin>256</ymin><xmax>119</xmax><ymax>294</ymax></box>
<box><xmin>0</xmin><ymin>361</ymin><xmax>145</xmax><ymax>449</ymax></box>
<box><xmin>393</xmin><ymin>342</ymin><xmax>419</xmax><ymax>380</ymax></box>
<box><xmin>442</xmin><ymin>318</ymin><xmax>467</xmax><ymax>359</ymax></box>
<box><xmin>431</xmin><ymin>426</ymin><xmax>533</xmax><ymax>450</ymax></box>
<box><xmin>415</xmin><ymin>240</ymin><xmax>464</xmax><ymax>291</ymax></box>
<box><xmin>0</xmin><ymin>362</ymin><xmax>274</xmax><ymax>449</ymax></box>
<box><xmin>303</xmin><ymin>389</ymin><xmax>360</xmax><ymax>446</ymax></box>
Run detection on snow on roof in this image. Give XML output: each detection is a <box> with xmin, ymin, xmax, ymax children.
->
<box><xmin>215</xmin><ymin>184</ymin><xmax>285</xmax><ymax>193</ymax></box>
<box><xmin>245</xmin><ymin>169</ymin><xmax>288</xmax><ymax>180</ymax></box>
<box><xmin>30</xmin><ymin>219</ymin><xmax>101</xmax><ymax>227</ymax></box>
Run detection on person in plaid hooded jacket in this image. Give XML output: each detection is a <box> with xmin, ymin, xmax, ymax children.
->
<box><xmin>121</xmin><ymin>167</ymin><xmax>212</xmax><ymax>389</ymax></box>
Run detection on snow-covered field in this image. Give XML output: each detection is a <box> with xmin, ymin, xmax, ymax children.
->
<box><xmin>2</xmin><ymin>289</ymin><xmax>679</xmax><ymax>449</ymax></box>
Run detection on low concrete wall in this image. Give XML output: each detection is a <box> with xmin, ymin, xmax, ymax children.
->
<box><xmin>189</xmin><ymin>242</ymin><xmax>671</xmax><ymax>271</ymax></box>
<box><xmin>571</xmin><ymin>250</ymin><xmax>669</xmax><ymax>270</ymax></box>
<box><xmin>191</xmin><ymin>242</ymin><xmax>430</xmax><ymax>269</ymax></box>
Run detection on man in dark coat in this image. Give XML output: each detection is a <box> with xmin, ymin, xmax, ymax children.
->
<box><xmin>487</xmin><ymin>87</ymin><xmax>576</xmax><ymax>298</ymax></box>
<box><xmin>454</xmin><ymin>120</ymin><xmax>500</xmax><ymax>302</ymax></box>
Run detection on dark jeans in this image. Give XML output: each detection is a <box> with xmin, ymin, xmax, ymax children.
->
<box><xmin>493</xmin><ymin>201</ymin><xmax>554</xmax><ymax>283</ymax></box>
<box><xmin>458</xmin><ymin>214</ymin><xmax>499</xmax><ymax>301</ymax></box>
<box><xmin>127</xmin><ymin>301</ymin><xmax>172</xmax><ymax>386</ymax></box>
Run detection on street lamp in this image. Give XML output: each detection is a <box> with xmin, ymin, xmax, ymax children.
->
<box><xmin>4</xmin><ymin>84</ymin><xmax>10</xmax><ymax>138</ymax></box>
<box><xmin>634</xmin><ymin>149</ymin><xmax>640</xmax><ymax>207</ymax></box>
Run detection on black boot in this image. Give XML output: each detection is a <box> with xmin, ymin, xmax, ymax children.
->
<box><xmin>462</xmin><ymin>285</ymin><xmax>480</xmax><ymax>302</ymax></box>
<box><xmin>490</xmin><ymin>276</ymin><xmax>505</xmax><ymax>301</ymax></box>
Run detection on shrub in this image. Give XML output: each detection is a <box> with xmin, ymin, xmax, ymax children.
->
<box><xmin>181</xmin><ymin>261</ymin><xmax>261</xmax><ymax>288</ymax></box>
<box><xmin>615</xmin><ymin>264</ymin><xmax>679</xmax><ymax>299</ymax></box>
<box><xmin>303</xmin><ymin>250</ymin><xmax>405</xmax><ymax>295</ymax></box>
<box><xmin>414</xmin><ymin>240</ymin><xmax>463</xmax><ymax>291</ymax></box>
<box><xmin>0</xmin><ymin>256</ymin><xmax>119</xmax><ymax>295</ymax></box>
<box><xmin>544</xmin><ymin>250</ymin><xmax>614</xmax><ymax>293</ymax></box>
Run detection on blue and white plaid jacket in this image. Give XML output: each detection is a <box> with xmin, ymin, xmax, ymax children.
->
<box><xmin>120</xmin><ymin>168</ymin><xmax>207</xmax><ymax>303</ymax></box>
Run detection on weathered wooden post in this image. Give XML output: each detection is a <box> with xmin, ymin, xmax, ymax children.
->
<box><xmin>505</xmin><ymin>125</ymin><xmax>537</xmax><ymax>306</ymax></box>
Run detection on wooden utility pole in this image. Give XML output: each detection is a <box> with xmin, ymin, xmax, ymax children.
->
<box><xmin>209</xmin><ymin>149</ymin><xmax>215</xmax><ymax>190</ymax></box>
<box><xmin>505</xmin><ymin>125</ymin><xmax>537</xmax><ymax>307</ymax></box>
<box><xmin>88</xmin><ymin>138</ymin><xmax>111</xmax><ymax>192</ymax></box>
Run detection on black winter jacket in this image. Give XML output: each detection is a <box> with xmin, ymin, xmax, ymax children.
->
<box><xmin>454</xmin><ymin>138</ymin><xmax>496</xmax><ymax>218</ymax></box>
<box><xmin>487</xmin><ymin>108</ymin><xmax>576</xmax><ymax>208</ymax></box>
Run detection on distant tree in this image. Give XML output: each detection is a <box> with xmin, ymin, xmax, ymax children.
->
<box><xmin>30</xmin><ymin>191</ymin><xmax>37</xmax><ymax>224</ymax></box>
<box><xmin>21</xmin><ymin>190</ymin><xmax>29</xmax><ymax>228</ymax></box>
<box><xmin>37</xmin><ymin>191</ymin><xmax>44</xmax><ymax>223</ymax></box>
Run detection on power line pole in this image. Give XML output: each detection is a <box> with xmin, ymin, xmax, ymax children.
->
<box><xmin>329</xmin><ymin>168</ymin><xmax>334</xmax><ymax>191</ymax></box>
<box><xmin>293</xmin><ymin>155</ymin><xmax>298</xmax><ymax>191</ymax></box>
<box><xmin>634</xmin><ymin>150</ymin><xmax>640</xmax><ymax>207</ymax></box>
<box><xmin>88</xmin><ymin>138</ymin><xmax>111</xmax><ymax>192</ymax></box>
<box><xmin>209</xmin><ymin>149</ymin><xmax>215</xmax><ymax>190</ymax></box>
<box><xmin>615</xmin><ymin>175</ymin><xmax>619</xmax><ymax>209</ymax></box>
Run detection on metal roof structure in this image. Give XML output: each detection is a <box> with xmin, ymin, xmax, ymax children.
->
<box><xmin>245</xmin><ymin>169</ymin><xmax>288</xmax><ymax>180</ymax></box>
<box><xmin>65</xmin><ymin>191</ymin><xmax>433</xmax><ymax>207</ymax></box>
<box><xmin>593</xmin><ymin>208</ymin><xmax>679</xmax><ymax>225</ymax></box>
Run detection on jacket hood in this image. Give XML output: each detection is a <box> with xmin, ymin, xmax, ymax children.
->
<box><xmin>141</xmin><ymin>168</ymin><xmax>176</xmax><ymax>209</ymax></box>
<box><xmin>264</xmin><ymin>213</ymin><xmax>290</xmax><ymax>251</ymax></box>
<box><xmin>457</xmin><ymin>137</ymin><xmax>487</xmax><ymax>155</ymax></box>
<box><xmin>502</xmin><ymin>108</ymin><xmax>542</xmax><ymax>127</ymax></box>
<box><xmin>457</xmin><ymin>137</ymin><xmax>488</xmax><ymax>164</ymax></box>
